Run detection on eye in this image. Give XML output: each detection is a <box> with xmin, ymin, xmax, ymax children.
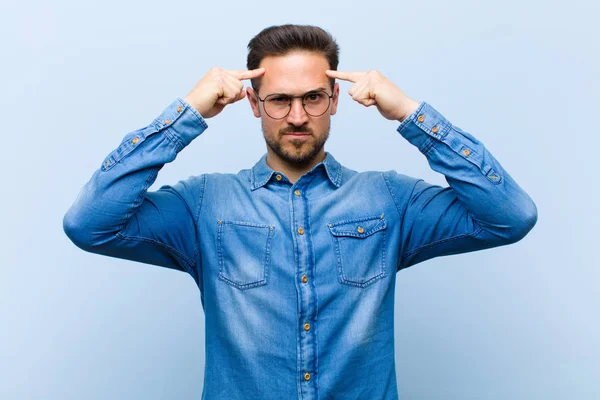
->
<box><xmin>270</xmin><ymin>96</ymin><xmax>289</xmax><ymax>103</ymax></box>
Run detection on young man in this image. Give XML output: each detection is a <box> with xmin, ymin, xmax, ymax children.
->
<box><xmin>63</xmin><ymin>24</ymin><xmax>537</xmax><ymax>399</ymax></box>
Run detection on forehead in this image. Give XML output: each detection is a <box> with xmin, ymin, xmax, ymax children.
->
<box><xmin>258</xmin><ymin>51</ymin><xmax>330</xmax><ymax>95</ymax></box>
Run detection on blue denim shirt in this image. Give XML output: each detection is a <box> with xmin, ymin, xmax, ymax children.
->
<box><xmin>63</xmin><ymin>98</ymin><xmax>537</xmax><ymax>400</ymax></box>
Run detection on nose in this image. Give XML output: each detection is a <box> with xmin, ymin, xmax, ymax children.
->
<box><xmin>286</xmin><ymin>97</ymin><xmax>309</xmax><ymax>126</ymax></box>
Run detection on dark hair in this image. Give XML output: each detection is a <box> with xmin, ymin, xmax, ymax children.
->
<box><xmin>246</xmin><ymin>24</ymin><xmax>339</xmax><ymax>94</ymax></box>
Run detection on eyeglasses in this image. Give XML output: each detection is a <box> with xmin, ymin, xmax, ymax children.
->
<box><xmin>255</xmin><ymin>89</ymin><xmax>334</xmax><ymax>119</ymax></box>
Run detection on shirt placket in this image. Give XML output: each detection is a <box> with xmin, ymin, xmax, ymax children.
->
<box><xmin>289</xmin><ymin>177</ymin><xmax>319</xmax><ymax>400</ymax></box>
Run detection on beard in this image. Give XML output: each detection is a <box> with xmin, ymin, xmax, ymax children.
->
<box><xmin>262</xmin><ymin>121</ymin><xmax>330</xmax><ymax>165</ymax></box>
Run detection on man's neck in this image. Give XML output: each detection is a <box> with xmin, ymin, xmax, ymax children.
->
<box><xmin>265</xmin><ymin>150</ymin><xmax>326</xmax><ymax>184</ymax></box>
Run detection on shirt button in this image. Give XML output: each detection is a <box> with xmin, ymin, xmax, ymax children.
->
<box><xmin>297</xmin><ymin>227</ymin><xmax>304</xmax><ymax>235</ymax></box>
<box><xmin>431</xmin><ymin>126</ymin><xmax>439</xmax><ymax>133</ymax></box>
<box><xmin>301</xmin><ymin>275</ymin><xmax>308</xmax><ymax>283</ymax></box>
<box><xmin>276</xmin><ymin>174</ymin><xmax>282</xmax><ymax>181</ymax></box>
<box><xmin>417</xmin><ymin>114</ymin><xmax>425</xmax><ymax>123</ymax></box>
<box><xmin>357</xmin><ymin>226</ymin><xmax>364</xmax><ymax>234</ymax></box>
<box><xmin>304</xmin><ymin>322</ymin><xmax>310</xmax><ymax>331</ymax></box>
<box><xmin>304</xmin><ymin>372</ymin><xmax>311</xmax><ymax>381</ymax></box>
<box><xmin>177</xmin><ymin>105</ymin><xmax>183</xmax><ymax>113</ymax></box>
<box><xmin>294</xmin><ymin>189</ymin><xmax>301</xmax><ymax>196</ymax></box>
<box><xmin>131</xmin><ymin>137</ymin><xmax>139</xmax><ymax>145</ymax></box>
<box><xmin>462</xmin><ymin>149</ymin><xmax>471</xmax><ymax>156</ymax></box>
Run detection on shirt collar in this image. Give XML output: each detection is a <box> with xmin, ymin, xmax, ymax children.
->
<box><xmin>250</xmin><ymin>151</ymin><xmax>343</xmax><ymax>190</ymax></box>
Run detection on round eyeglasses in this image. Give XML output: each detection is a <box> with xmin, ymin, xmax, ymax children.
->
<box><xmin>255</xmin><ymin>89</ymin><xmax>334</xmax><ymax>119</ymax></box>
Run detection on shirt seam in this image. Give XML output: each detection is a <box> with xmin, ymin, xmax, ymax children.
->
<box><xmin>114</xmin><ymin>232</ymin><xmax>196</xmax><ymax>271</ymax></box>
<box><xmin>382</xmin><ymin>172</ymin><xmax>484</xmax><ymax>270</ymax></box>
<box><xmin>381</xmin><ymin>171</ymin><xmax>407</xmax><ymax>271</ymax></box>
<box><xmin>398</xmin><ymin>227</ymin><xmax>484</xmax><ymax>269</ymax></box>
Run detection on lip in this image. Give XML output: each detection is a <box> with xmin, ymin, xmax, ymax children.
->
<box><xmin>284</xmin><ymin>133</ymin><xmax>311</xmax><ymax>137</ymax></box>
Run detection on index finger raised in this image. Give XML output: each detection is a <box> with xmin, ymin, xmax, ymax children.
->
<box><xmin>325</xmin><ymin>70</ymin><xmax>364</xmax><ymax>83</ymax></box>
<box><xmin>227</xmin><ymin>68</ymin><xmax>266</xmax><ymax>81</ymax></box>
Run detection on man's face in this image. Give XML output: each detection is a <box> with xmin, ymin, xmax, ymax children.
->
<box><xmin>247</xmin><ymin>51</ymin><xmax>339</xmax><ymax>165</ymax></box>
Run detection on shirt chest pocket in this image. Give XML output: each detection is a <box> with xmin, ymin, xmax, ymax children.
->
<box><xmin>217</xmin><ymin>220</ymin><xmax>275</xmax><ymax>290</ymax></box>
<box><xmin>327</xmin><ymin>214</ymin><xmax>388</xmax><ymax>288</ymax></box>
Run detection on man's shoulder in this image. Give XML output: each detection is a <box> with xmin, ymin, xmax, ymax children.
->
<box><xmin>345</xmin><ymin>168</ymin><xmax>419</xmax><ymax>186</ymax></box>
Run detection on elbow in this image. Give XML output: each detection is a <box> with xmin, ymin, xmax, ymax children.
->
<box><xmin>63</xmin><ymin>208</ymin><xmax>87</xmax><ymax>249</ymax></box>
<box><xmin>63</xmin><ymin>207</ymin><xmax>98</xmax><ymax>251</ymax></box>
<box><xmin>506</xmin><ymin>198</ymin><xmax>538</xmax><ymax>244</ymax></box>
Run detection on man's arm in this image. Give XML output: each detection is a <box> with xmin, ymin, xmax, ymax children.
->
<box><xmin>326</xmin><ymin>69</ymin><xmax>537</xmax><ymax>269</ymax></box>
<box><xmin>62</xmin><ymin>98</ymin><xmax>209</xmax><ymax>277</ymax></box>
<box><xmin>383</xmin><ymin>102</ymin><xmax>537</xmax><ymax>269</ymax></box>
<box><xmin>63</xmin><ymin>67</ymin><xmax>266</xmax><ymax>279</ymax></box>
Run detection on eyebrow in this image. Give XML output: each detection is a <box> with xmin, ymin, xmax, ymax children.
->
<box><xmin>271</xmin><ymin>87</ymin><xmax>330</xmax><ymax>96</ymax></box>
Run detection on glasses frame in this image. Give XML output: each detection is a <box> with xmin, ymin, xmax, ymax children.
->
<box><xmin>254</xmin><ymin>89</ymin><xmax>335</xmax><ymax>120</ymax></box>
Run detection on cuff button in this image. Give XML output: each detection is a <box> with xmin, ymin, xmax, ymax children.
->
<box><xmin>177</xmin><ymin>105</ymin><xmax>183</xmax><ymax>113</ymax></box>
<box><xmin>431</xmin><ymin>126</ymin><xmax>439</xmax><ymax>133</ymax></box>
<box><xmin>131</xmin><ymin>137</ymin><xmax>139</xmax><ymax>145</ymax></box>
<box><xmin>417</xmin><ymin>114</ymin><xmax>425</xmax><ymax>123</ymax></box>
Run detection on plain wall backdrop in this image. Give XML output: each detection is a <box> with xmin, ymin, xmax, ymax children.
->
<box><xmin>2</xmin><ymin>0</ymin><xmax>598</xmax><ymax>398</ymax></box>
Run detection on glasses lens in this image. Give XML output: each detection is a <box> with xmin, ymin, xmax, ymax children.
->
<box><xmin>303</xmin><ymin>91</ymin><xmax>330</xmax><ymax>117</ymax></box>
<box><xmin>263</xmin><ymin>91</ymin><xmax>331</xmax><ymax>119</ymax></box>
<box><xmin>264</xmin><ymin>94</ymin><xmax>291</xmax><ymax>119</ymax></box>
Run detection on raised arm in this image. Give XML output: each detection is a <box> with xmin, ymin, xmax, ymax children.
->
<box><xmin>326</xmin><ymin>69</ymin><xmax>537</xmax><ymax>269</ymax></box>
<box><xmin>63</xmin><ymin>67</ymin><xmax>265</xmax><ymax>278</ymax></box>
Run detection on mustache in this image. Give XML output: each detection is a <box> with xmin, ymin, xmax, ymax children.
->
<box><xmin>280</xmin><ymin>126</ymin><xmax>313</xmax><ymax>135</ymax></box>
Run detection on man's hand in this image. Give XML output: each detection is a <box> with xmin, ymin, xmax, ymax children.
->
<box><xmin>184</xmin><ymin>67</ymin><xmax>265</xmax><ymax>119</ymax></box>
<box><xmin>325</xmin><ymin>70</ymin><xmax>420</xmax><ymax>122</ymax></box>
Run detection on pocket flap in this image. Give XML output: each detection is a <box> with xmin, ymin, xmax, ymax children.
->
<box><xmin>328</xmin><ymin>215</ymin><xmax>387</xmax><ymax>238</ymax></box>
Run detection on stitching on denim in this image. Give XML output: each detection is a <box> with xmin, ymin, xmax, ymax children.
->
<box><xmin>437</xmin><ymin>127</ymin><xmax>500</xmax><ymax>181</ymax></box>
<box><xmin>254</xmin><ymin>170</ymin><xmax>273</xmax><ymax>189</ymax></box>
<box><xmin>397</xmin><ymin>101</ymin><xmax>426</xmax><ymax>134</ymax></box>
<box><xmin>382</xmin><ymin>172</ymin><xmax>421</xmax><ymax>271</ymax></box>
<box><xmin>262</xmin><ymin>223</ymin><xmax>273</xmax><ymax>287</ymax></box>
<box><xmin>216</xmin><ymin>221</ymin><xmax>272</xmax><ymax>290</ymax></box>
<box><xmin>180</xmin><ymin>99</ymin><xmax>208</xmax><ymax>129</ymax></box>
<box><xmin>323</xmin><ymin>157</ymin><xmax>342</xmax><ymax>187</ymax></box>
<box><xmin>328</xmin><ymin>214</ymin><xmax>386</xmax><ymax>226</ymax></box>
<box><xmin>328</xmin><ymin>218</ymin><xmax>387</xmax><ymax>237</ymax></box>
<box><xmin>328</xmin><ymin>211</ymin><xmax>388</xmax><ymax>288</ymax></box>
<box><xmin>162</xmin><ymin>182</ymin><xmax>199</xmax><ymax>273</ymax></box>
<box><xmin>420</xmin><ymin>137</ymin><xmax>437</xmax><ymax>155</ymax></box>
<box><xmin>304</xmin><ymin>185</ymin><xmax>320</xmax><ymax>385</ymax></box>
<box><xmin>101</xmin><ymin>127</ymin><xmax>159</xmax><ymax>171</ymax></box>
<box><xmin>331</xmin><ymin>231</ymin><xmax>387</xmax><ymax>288</ymax></box>
<box><xmin>117</xmin><ymin>169</ymin><xmax>158</xmax><ymax>234</ymax></box>
<box><xmin>399</xmin><ymin>227</ymin><xmax>484</xmax><ymax>268</ymax></box>
<box><xmin>115</xmin><ymin>232</ymin><xmax>195</xmax><ymax>269</ymax></box>
<box><xmin>194</xmin><ymin>174</ymin><xmax>207</xmax><ymax>224</ymax></box>
<box><xmin>164</xmin><ymin>128</ymin><xmax>184</xmax><ymax>152</ymax></box>
<box><xmin>191</xmin><ymin>174</ymin><xmax>207</xmax><ymax>279</ymax></box>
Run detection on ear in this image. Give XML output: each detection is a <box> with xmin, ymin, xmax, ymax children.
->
<box><xmin>329</xmin><ymin>82</ymin><xmax>340</xmax><ymax>115</ymax></box>
<box><xmin>330</xmin><ymin>82</ymin><xmax>340</xmax><ymax>116</ymax></box>
<box><xmin>246</xmin><ymin>87</ymin><xmax>261</xmax><ymax>118</ymax></box>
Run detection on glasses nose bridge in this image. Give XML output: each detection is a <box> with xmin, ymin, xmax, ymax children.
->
<box><xmin>288</xmin><ymin>95</ymin><xmax>307</xmax><ymax>117</ymax></box>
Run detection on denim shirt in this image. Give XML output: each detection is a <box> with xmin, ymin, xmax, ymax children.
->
<box><xmin>63</xmin><ymin>98</ymin><xmax>537</xmax><ymax>400</ymax></box>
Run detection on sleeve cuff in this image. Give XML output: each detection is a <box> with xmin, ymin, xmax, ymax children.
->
<box><xmin>397</xmin><ymin>101</ymin><xmax>452</xmax><ymax>152</ymax></box>
<box><xmin>150</xmin><ymin>98</ymin><xmax>209</xmax><ymax>149</ymax></box>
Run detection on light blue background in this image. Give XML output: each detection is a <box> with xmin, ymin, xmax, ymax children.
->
<box><xmin>2</xmin><ymin>0</ymin><xmax>598</xmax><ymax>398</ymax></box>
